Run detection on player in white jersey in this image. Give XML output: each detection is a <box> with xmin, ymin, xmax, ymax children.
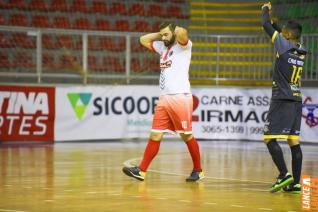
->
<box><xmin>122</xmin><ymin>22</ymin><xmax>204</xmax><ymax>182</ymax></box>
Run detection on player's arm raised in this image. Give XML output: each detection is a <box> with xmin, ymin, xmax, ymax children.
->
<box><xmin>175</xmin><ymin>26</ymin><xmax>189</xmax><ymax>46</ymax></box>
<box><xmin>261</xmin><ymin>2</ymin><xmax>276</xmax><ymax>39</ymax></box>
<box><xmin>140</xmin><ymin>32</ymin><xmax>162</xmax><ymax>50</ymax></box>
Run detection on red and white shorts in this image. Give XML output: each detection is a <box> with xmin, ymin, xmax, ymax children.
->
<box><xmin>152</xmin><ymin>94</ymin><xmax>193</xmax><ymax>134</ymax></box>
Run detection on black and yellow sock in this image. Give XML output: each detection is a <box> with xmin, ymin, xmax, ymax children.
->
<box><xmin>290</xmin><ymin>144</ymin><xmax>302</xmax><ymax>184</ymax></box>
<box><xmin>267</xmin><ymin>139</ymin><xmax>288</xmax><ymax>177</ymax></box>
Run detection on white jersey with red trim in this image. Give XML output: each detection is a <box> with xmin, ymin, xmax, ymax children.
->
<box><xmin>151</xmin><ymin>40</ymin><xmax>192</xmax><ymax>95</ymax></box>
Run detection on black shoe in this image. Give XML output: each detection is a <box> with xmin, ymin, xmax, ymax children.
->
<box><xmin>283</xmin><ymin>183</ymin><xmax>301</xmax><ymax>194</ymax></box>
<box><xmin>186</xmin><ymin>170</ymin><xmax>205</xmax><ymax>182</ymax></box>
<box><xmin>122</xmin><ymin>166</ymin><xmax>146</xmax><ymax>181</ymax></box>
<box><xmin>270</xmin><ymin>172</ymin><xmax>294</xmax><ymax>193</ymax></box>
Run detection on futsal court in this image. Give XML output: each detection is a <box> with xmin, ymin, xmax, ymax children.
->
<box><xmin>1</xmin><ymin>140</ymin><xmax>317</xmax><ymax>212</ymax></box>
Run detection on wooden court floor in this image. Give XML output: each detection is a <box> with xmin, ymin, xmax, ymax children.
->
<box><xmin>0</xmin><ymin>140</ymin><xmax>318</xmax><ymax>212</ymax></box>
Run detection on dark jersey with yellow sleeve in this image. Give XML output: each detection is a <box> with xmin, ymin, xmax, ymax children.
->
<box><xmin>271</xmin><ymin>32</ymin><xmax>307</xmax><ymax>102</ymax></box>
<box><xmin>262</xmin><ymin>6</ymin><xmax>307</xmax><ymax>102</ymax></box>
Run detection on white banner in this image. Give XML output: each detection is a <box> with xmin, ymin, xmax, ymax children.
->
<box><xmin>55</xmin><ymin>86</ymin><xmax>318</xmax><ymax>142</ymax></box>
<box><xmin>55</xmin><ymin>86</ymin><xmax>159</xmax><ymax>141</ymax></box>
<box><xmin>192</xmin><ymin>88</ymin><xmax>270</xmax><ymax>140</ymax></box>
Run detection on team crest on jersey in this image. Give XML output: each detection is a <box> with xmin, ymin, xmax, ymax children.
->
<box><xmin>160</xmin><ymin>60</ymin><xmax>172</xmax><ymax>69</ymax></box>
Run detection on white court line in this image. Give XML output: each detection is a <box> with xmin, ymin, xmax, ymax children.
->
<box><xmin>123</xmin><ymin>157</ymin><xmax>278</xmax><ymax>212</ymax></box>
<box><xmin>178</xmin><ymin>200</ymin><xmax>191</xmax><ymax>203</ymax></box>
<box><xmin>0</xmin><ymin>209</ymin><xmax>26</xmax><ymax>212</ymax></box>
<box><xmin>86</xmin><ymin>192</ymin><xmax>97</xmax><ymax>194</ymax></box>
<box><xmin>109</xmin><ymin>194</ymin><xmax>121</xmax><ymax>196</ymax></box>
<box><xmin>204</xmin><ymin>202</ymin><xmax>217</xmax><ymax>205</ymax></box>
<box><xmin>84</xmin><ymin>191</ymin><xmax>112</xmax><ymax>195</ymax></box>
<box><xmin>84</xmin><ymin>191</ymin><xmax>110</xmax><ymax>195</ymax></box>
<box><xmin>85</xmin><ymin>191</ymin><xmax>114</xmax><ymax>195</ymax></box>
<box><xmin>123</xmin><ymin>157</ymin><xmax>272</xmax><ymax>184</ymax></box>
<box><xmin>231</xmin><ymin>204</ymin><xmax>245</xmax><ymax>208</ymax></box>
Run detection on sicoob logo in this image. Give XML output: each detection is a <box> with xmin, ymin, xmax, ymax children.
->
<box><xmin>67</xmin><ymin>93</ymin><xmax>92</xmax><ymax>120</ymax></box>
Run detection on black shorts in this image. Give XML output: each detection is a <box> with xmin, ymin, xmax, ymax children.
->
<box><xmin>263</xmin><ymin>100</ymin><xmax>302</xmax><ymax>141</ymax></box>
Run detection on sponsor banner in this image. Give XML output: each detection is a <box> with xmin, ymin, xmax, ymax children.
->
<box><xmin>55</xmin><ymin>86</ymin><xmax>159</xmax><ymax>141</ymax></box>
<box><xmin>0</xmin><ymin>85</ymin><xmax>55</xmax><ymax>142</ymax></box>
<box><xmin>55</xmin><ymin>86</ymin><xmax>318</xmax><ymax>142</ymax></box>
<box><xmin>193</xmin><ymin>88</ymin><xmax>318</xmax><ymax>142</ymax></box>
<box><xmin>192</xmin><ymin>88</ymin><xmax>270</xmax><ymax>140</ymax></box>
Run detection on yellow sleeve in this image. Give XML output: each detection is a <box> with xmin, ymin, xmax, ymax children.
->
<box><xmin>271</xmin><ymin>31</ymin><xmax>278</xmax><ymax>43</ymax></box>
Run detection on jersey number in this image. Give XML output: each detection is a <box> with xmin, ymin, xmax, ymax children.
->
<box><xmin>291</xmin><ymin>65</ymin><xmax>302</xmax><ymax>85</ymax></box>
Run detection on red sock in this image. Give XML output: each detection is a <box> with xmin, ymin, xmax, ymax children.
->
<box><xmin>139</xmin><ymin>139</ymin><xmax>160</xmax><ymax>172</ymax></box>
<box><xmin>186</xmin><ymin>137</ymin><xmax>202</xmax><ymax>172</ymax></box>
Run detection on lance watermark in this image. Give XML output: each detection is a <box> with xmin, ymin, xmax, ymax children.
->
<box><xmin>302</xmin><ymin>175</ymin><xmax>318</xmax><ymax>211</ymax></box>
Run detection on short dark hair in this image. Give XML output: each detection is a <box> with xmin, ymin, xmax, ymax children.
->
<box><xmin>159</xmin><ymin>22</ymin><xmax>176</xmax><ymax>32</ymax></box>
<box><xmin>285</xmin><ymin>20</ymin><xmax>302</xmax><ymax>39</ymax></box>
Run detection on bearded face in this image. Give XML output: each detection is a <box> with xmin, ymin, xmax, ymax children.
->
<box><xmin>160</xmin><ymin>26</ymin><xmax>175</xmax><ymax>47</ymax></box>
<box><xmin>163</xmin><ymin>34</ymin><xmax>175</xmax><ymax>47</ymax></box>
